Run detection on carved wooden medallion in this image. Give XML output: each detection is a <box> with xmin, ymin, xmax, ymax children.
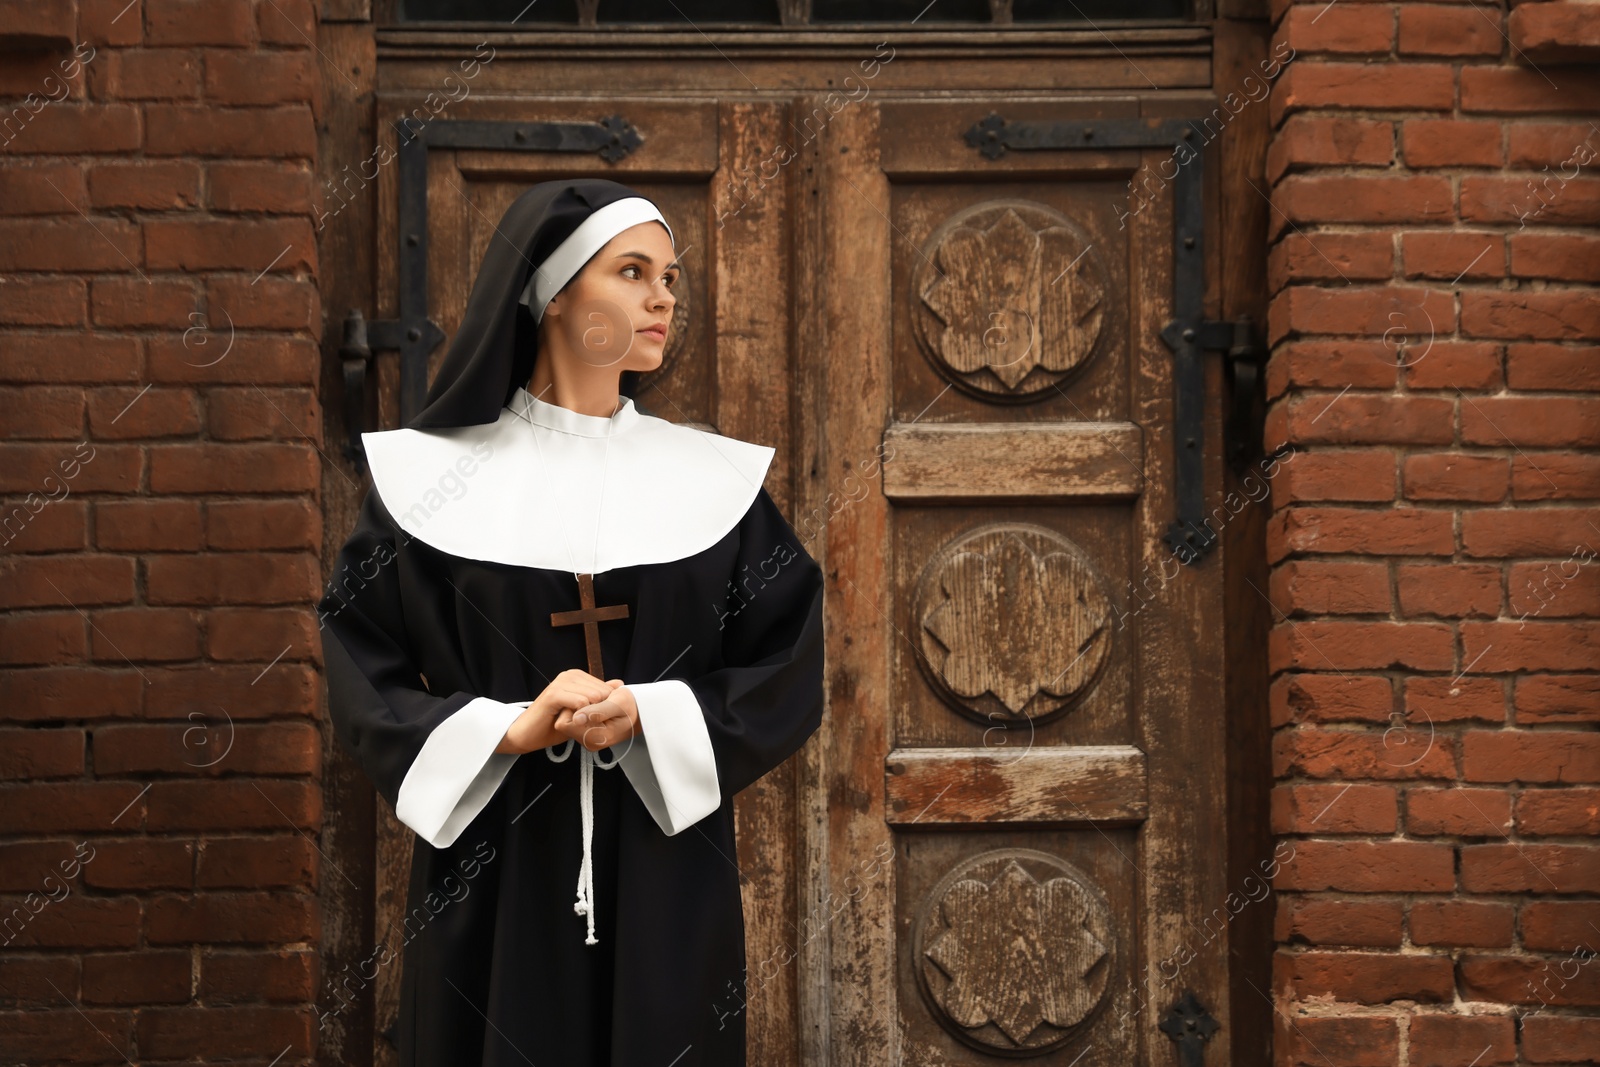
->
<box><xmin>912</xmin><ymin>200</ymin><xmax>1107</xmax><ymax>399</ymax></box>
<box><xmin>914</xmin><ymin>848</ymin><xmax>1115</xmax><ymax>1054</ymax></box>
<box><xmin>913</xmin><ymin>524</ymin><xmax>1112</xmax><ymax>725</ymax></box>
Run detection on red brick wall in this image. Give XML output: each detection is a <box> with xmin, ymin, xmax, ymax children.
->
<box><xmin>1264</xmin><ymin>0</ymin><xmax>1600</xmax><ymax>1060</ymax></box>
<box><xmin>0</xmin><ymin>1</ymin><xmax>325</xmax><ymax>1062</ymax></box>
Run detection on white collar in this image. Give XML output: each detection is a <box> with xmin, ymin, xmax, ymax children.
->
<box><xmin>514</xmin><ymin>388</ymin><xmax>643</xmax><ymax>437</ymax></box>
<box><xmin>360</xmin><ymin>386</ymin><xmax>773</xmax><ymax>573</ymax></box>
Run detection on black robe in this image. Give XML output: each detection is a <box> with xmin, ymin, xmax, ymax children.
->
<box><xmin>318</xmin><ymin>479</ymin><xmax>824</xmax><ymax>1066</ymax></box>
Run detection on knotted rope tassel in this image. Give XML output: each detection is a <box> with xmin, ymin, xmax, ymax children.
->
<box><xmin>545</xmin><ymin>739</ymin><xmax>621</xmax><ymax>945</ymax></box>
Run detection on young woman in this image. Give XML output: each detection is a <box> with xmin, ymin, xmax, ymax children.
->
<box><xmin>319</xmin><ymin>178</ymin><xmax>825</xmax><ymax>1066</ymax></box>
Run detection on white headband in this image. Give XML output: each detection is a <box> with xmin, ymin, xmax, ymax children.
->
<box><xmin>517</xmin><ymin>196</ymin><xmax>674</xmax><ymax>323</ymax></box>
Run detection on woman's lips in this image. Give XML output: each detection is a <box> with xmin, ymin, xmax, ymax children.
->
<box><xmin>637</xmin><ymin>327</ymin><xmax>666</xmax><ymax>340</ymax></box>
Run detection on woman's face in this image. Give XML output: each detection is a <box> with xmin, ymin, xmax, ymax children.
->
<box><xmin>541</xmin><ymin>219</ymin><xmax>678</xmax><ymax>376</ymax></box>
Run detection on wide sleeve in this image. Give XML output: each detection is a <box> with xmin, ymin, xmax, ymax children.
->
<box><xmin>618</xmin><ymin>485</ymin><xmax>825</xmax><ymax>836</ymax></box>
<box><xmin>318</xmin><ymin>486</ymin><xmax>530</xmax><ymax>850</ymax></box>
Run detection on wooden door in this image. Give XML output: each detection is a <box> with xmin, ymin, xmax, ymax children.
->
<box><xmin>810</xmin><ymin>98</ymin><xmax>1233</xmax><ymax>1063</ymax></box>
<box><xmin>321</xmin><ymin>18</ymin><xmax>1260</xmax><ymax>1067</ymax></box>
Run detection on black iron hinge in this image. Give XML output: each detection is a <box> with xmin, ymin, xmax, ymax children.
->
<box><xmin>961</xmin><ymin>112</ymin><xmax>1267</xmax><ymax>566</ymax></box>
<box><xmin>1160</xmin><ymin>314</ymin><xmax>1265</xmax><ymax>564</ymax></box>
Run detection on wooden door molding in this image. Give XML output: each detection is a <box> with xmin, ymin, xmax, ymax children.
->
<box><xmin>374</xmin><ymin>24</ymin><xmax>1215</xmax><ymax>71</ymax></box>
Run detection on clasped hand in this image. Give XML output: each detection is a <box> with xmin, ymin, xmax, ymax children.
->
<box><xmin>496</xmin><ymin>668</ymin><xmax>642</xmax><ymax>756</ymax></box>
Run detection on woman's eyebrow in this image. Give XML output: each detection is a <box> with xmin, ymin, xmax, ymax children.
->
<box><xmin>613</xmin><ymin>251</ymin><xmax>681</xmax><ymax>271</ymax></box>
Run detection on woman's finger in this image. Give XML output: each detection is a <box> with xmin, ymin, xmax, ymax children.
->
<box><xmin>553</xmin><ymin>718</ymin><xmax>613</xmax><ymax>751</ymax></box>
<box><xmin>554</xmin><ymin>683</ymin><xmax>610</xmax><ymax>708</ymax></box>
<box><xmin>572</xmin><ymin>678</ymin><xmax>615</xmax><ymax>700</ymax></box>
<box><xmin>553</xmin><ymin>670</ymin><xmax>613</xmax><ymax>698</ymax></box>
<box><xmin>572</xmin><ymin>697</ymin><xmax>626</xmax><ymax>726</ymax></box>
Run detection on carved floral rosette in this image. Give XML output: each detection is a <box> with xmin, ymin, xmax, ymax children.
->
<box><xmin>914</xmin><ymin>847</ymin><xmax>1115</xmax><ymax>1054</ymax></box>
<box><xmin>912</xmin><ymin>523</ymin><xmax>1113</xmax><ymax>726</ymax></box>
<box><xmin>911</xmin><ymin>200</ymin><xmax>1108</xmax><ymax>400</ymax></box>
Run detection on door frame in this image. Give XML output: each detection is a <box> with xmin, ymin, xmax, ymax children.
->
<box><xmin>314</xmin><ymin>14</ymin><xmax>1275</xmax><ymax>1065</ymax></box>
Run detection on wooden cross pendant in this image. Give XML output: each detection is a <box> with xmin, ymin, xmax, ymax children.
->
<box><xmin>549</xmin><ymin>572</ymin><xmax>630</xmax><ymax>677</ymax></box>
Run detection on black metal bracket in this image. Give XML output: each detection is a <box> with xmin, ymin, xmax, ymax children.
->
<box><xmin>964</xmin><ymin>112</ymin><xmax>1199</xmax><ymax>159</ymax></box>
<box><xmin>961</xmin><ymin>113</ymin><xmax>1263</xmax><ymax>566</ymax></box>
<box><xmin>340</xmin><ymin>114</ymin><xmax>646</xmax><ymax>465</ymax></box>
<box><xmin>1158</xmin><ymin>990</ymin><xmax>1220</xmax><ymax>1066</ymax></box>
<box><xmin>1161</xmin><ymin>315</ymin><xmax>1265</xmax><ymax>563</ymax></box>
<box><xmin>1182</xmin><ymin>317</ymin><xmax>1266</xmax><ymax>474</ymax></box>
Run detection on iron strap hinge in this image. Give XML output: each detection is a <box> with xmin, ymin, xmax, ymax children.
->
<box><xmin>960</xmin><ymin>112</ymin><xmax>1267</xmax><ymax>567</ymax></box>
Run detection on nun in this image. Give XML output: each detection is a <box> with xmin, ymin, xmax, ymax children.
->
<box><xmin>318</xmin><ymin>178</ymin><xmax>825</xmax><ymax>1066</ymax></box>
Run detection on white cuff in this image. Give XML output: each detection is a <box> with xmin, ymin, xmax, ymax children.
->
<box><xmin>617</xmin><ymin>680</ymin><xmax>720</xmax><ymax>835</ymax></box>
<box><xmin>395</xmin><ymin>697</ymin><xmax>530</xmax><ymax>848</ymax></box>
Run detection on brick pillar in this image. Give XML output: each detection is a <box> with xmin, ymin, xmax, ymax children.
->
<box><xmin>0</xmin><ymin>1</ymin><xmax>326</xmax><ymax>1062</ymax></box>
<box><xmin>1265</xmin><ymin>0</ymin><xmax>1600</xmax><ymax>1059</ymax></box>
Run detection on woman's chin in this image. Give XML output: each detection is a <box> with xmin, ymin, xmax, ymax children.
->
<box><xmin>622</xmin><ymin>346</ymin><xmax>666</xmax><ymax>374</ymax></box>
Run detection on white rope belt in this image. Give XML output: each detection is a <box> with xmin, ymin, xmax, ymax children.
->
<box><xmin>544</xmin><ymin>739</ymin><xmax>620</xmax><ymax>945</ymax></box>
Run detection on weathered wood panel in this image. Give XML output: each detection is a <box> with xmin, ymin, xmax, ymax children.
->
<box><xmin>882</xmin><ymin>422</ymin><xmax>1144</xmax><ymax>500</ymax></box>
<box><xmin>885</xmin><ymin>745</ymin><xmax>1148</xmax><ymax>825</ymax></box>
<box><xmin>712</xmin><ymin>99</ymin><xmax>805</xmax><ymax>1067</ymax></box>
<box><xmin>816</xmin><ymin>96</ymin><xmax>899</xmax><ymax>1067</ymax></box>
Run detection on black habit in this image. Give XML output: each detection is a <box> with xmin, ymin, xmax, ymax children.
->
<box><xmin>316</xmin><ymin>179</ymin><xmax>826</xmax><ymax>1066</ymax></box>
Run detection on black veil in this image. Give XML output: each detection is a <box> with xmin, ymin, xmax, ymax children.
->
<box><xmin>404</xmin><ymin>178</ymin><xmax>666</xmax><ymax>431</ymax></box>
